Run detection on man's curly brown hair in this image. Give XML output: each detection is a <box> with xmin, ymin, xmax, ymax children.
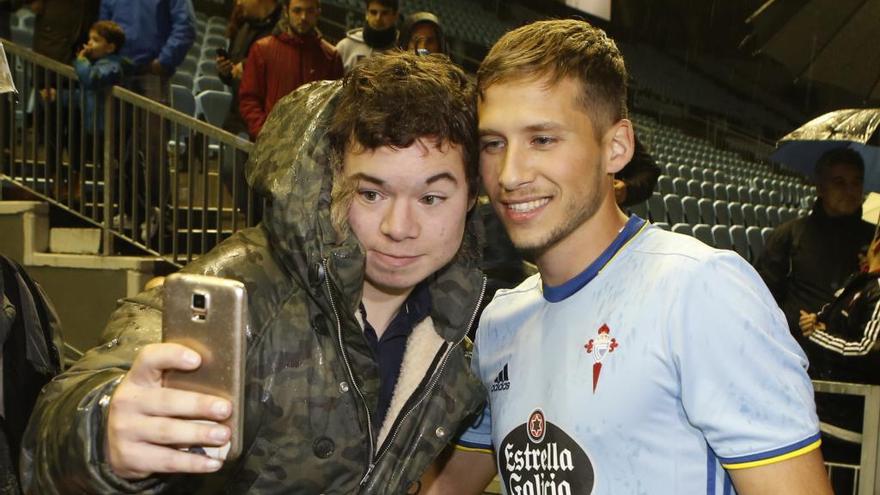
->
<box><xmin>327</xmin><ymin>52</ymin><xmax>478</xmax><ymax>191</ymax></box>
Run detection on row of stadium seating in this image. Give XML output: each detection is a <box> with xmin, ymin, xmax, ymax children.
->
<box><xmin>636</xmin><ymin>192</ymin><xmax>807</xmax><ymax>228</ymax></box>
<box><xmin>649</xmin><ymin>222</ymin><xmax>773</xmax><ymax>263</ymax></box>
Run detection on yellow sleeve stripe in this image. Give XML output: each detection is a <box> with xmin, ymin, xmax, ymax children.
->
<box><xmin>454</xmin><ymin>444</ymin><xmax>494</xmax><ymax>455</ymax></box>
<box><xmin>721</xmin><ymin>439</ymin><xmax>822</xmax><ymax>470</ymax></box>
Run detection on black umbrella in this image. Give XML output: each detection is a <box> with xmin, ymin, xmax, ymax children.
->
<box><xmin>770</xmin><ymin>108</ymin><xmax>880</xmax><ymax>191</ymax></box>
<box><xmin>744</xmin><ymin>0</ymin><xmax>880</xmax><ymax>102</ymax></box>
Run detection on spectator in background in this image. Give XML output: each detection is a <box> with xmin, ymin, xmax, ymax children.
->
<box><xmin>398</xmin><ymin>11</ymin><xmax>446</xmax><ymax>55</ymax></box>
<box><xmin>31</xmin><ymin>0</ymin><xmax>99</xmax><ymax>64</ymax></box>
<box><xmin>613</xmin><ymin>136</ymin><xmax>660</xmax><ymax>207</ymax></box>
<box><xmin>0</xmin><ymin>0</ymin><xmax>23</xmax><ymax>40</ymax></box>
<box><xmin>99</xmin><ymin>0</ymin><xmax>196</xmax><ymax>104</ymax></box>
<box><xmin>336</xmin><ymin>0</ymin><xmax>398</xmax><ymax>73</ymax></box>
<box><xmin>239</xmin><ymin>0</ymin><xmax>342</xmax><ymax>140</ymax></box>
<box><xmin>756</xmin><ymin>147</ymin><xmax>874</xmax><ymax>348</ymax></box>
<box><xmin>217</xmin><ymin>0</ymin><xmax>281</xmax><ymax>138</ymax></box>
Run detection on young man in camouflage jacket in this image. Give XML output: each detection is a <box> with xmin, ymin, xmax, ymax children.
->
<box><xmin>21</xmin><ymin>52</ymin><xmax>487</xmax><ymax>494</ymax></box>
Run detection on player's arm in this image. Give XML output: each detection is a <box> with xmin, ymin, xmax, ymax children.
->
<box><xmin>420</xmin><ymin>447</ymin><xmax>496</xmax><ymax>495</ymax></box>
<box><xmin>728</xmin><ymin>449</ymin><xmax>832</xmax><ymax>495</ymax></box>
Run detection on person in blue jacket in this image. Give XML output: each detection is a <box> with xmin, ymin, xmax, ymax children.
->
<box><xmin>99</xmin><ymin>0</ymin><xmax>195</xmax><ymax>103</ymax></box>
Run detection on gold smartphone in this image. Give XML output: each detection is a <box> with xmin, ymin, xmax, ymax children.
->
<box><xmin>162</xmin><ymin>273</ymin><xmax>247</xmax><ymax>461</ymax></box>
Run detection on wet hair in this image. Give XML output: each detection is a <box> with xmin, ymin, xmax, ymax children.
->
<box><xmin>90</xmin><ymin>20</ymin><xmax>125</xmax><ymax>52</ymax></box>
<box><xmin>328</xmin><ymin>51</ymin><xmax>478</xmax><ymax>194</ymax></box>
<box><xmin>815</xmin><ymin>147</ymin><xmax>864</xmax><ymax>182</ymax></box>
<box><xmin>478</xmin><ymin>19</ymin><xmax>627</xmax><ymax>136</ymax></box>
<box><xmin>365</xmin><ymin>0</ymin><xmax>398</xmax><ymax>11</ymax></box>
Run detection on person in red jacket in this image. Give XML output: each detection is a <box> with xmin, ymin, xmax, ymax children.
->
<box><xmin>239</xmin><ymin>0</ymin><xmax>343</xmax><ymax>139</ymax></box>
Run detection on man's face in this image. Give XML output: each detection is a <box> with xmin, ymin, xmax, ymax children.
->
<box><xmin>366</xmin><ymin>1</ymin><xmax>397</xmax><ymax>31</ymax></box>
<box><xmin>407</xmin><ymin>23</ymin><xmax>440</xmax><ymax>53</ymax></box>
<box><xmin>479</xmin><ymin>77</ymin><xmax>612</xmax><ymax>258</ymax></box>
<box><xmin>345</xmin><ymin>139</ymin><xmax>471</xmax><ymax>296</ymax></box>
<box><xmin>288</xmin><ymin>0</ymin><xmax>320</xmax><ymax>35</ymax></box>
<box><xmin>85</xmin><ymin>30</ymin><xmax>115</xmax><ymax>60</ymax></box>
<box><xmin>818</xmin><ymin>161</ymin><xmax>863</xmax><ymax>217</ymax></box>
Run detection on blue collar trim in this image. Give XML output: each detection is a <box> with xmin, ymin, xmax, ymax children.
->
<box><xmin>542</xmin><ymin>215</ymin><xmax>647</xmax><ymax>303</ymax></box>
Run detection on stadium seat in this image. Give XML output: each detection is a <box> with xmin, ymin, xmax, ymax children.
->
<box><xmin>769</xmin><ymin>190</ymin><xmax>782</xmax><ymax>206</ymax></box>
<box><xmin>779</xmin><ymin>208</ymin><xmax>795</xmax><ymax>224</ymax></box>
<box><xmin>713</xmin><ymin>170</ymin><xmax>727</xmax><ymax>183</ymax></box>
<box><xmin>712</xmin><ymin>225</ymin><xmax>733</xmax><ymax>250</ymax></box>
<box><xmin>742</xmin><ymin>203</ymin><xmax>756</xmax><ymax>227</ymax></box>
<box><xmin>170</xmin><ymin>84</ymin><xmax>196</xmax><ymax>117</ymax></box>
<box><xmin>678</xmin><ymin>166</ymin><xmax>692</xmax><ymax>181</ymax></box>
<box><xmin>759</xmin><ymin>189</ymin><xmax>771</xmax><ymax>205</ymax></box>
<box><xmin>203</xmin><ymin>34</ymin><xmax>227</xmax><ymax>50</ymax></box>
<box><xmin>672</xmin><ymin>223</ymin><xmax>692</xmax><ymax>236</ymax></box>
<box><xmin>686</xmin><ymin>179</ymin><xmax>701</xmax><ymax>198</ymax></box>
<box><xmin>725</xmin><ymin>184</ymin><xmax>739</xmax><ymax>203</ymax></box>
<box><xmin>682</xmin><ymin>196</ymin><xmax>700</xmax><ymax>224</ymax></box>
<box><xmin>648</xmin><ymin>193</ymin><xmax>666</xmax><ymax>223</ymax></box>
<box><xmin>194</xmin><ymin>75</ymin><xmax>226</xmax><ymax>93</ymax></box>
<box><xmin>728</xmin><ymin>202</ymin><xmax>745</xmax><ymax>226</ymax></box>
<box><xmin>766</xmin><ymin>206</ymin><xmax>780</xmax><ymax>227</ymax></box>
<box><xmin>761</xmin><ymin>227</ymin><xmax>775</xmax><ymax>244</ymax></box>
<box><xmin>737</xmin><ymin>185</ymin><xmax>750</xmax><ymax>205</ymax></box>
<box><xmin>693</xmin><ymin>224</ymin><xmax>713</xmax><ymax>246</ymax></box>
<box><xmin>700</xmin><ymin>181</ymin><xmax>714</xmax><ymax>200</ymax></box>
<box><xmin>713</xmin><ymin>200</ymin><xmax>730</xmax><ymax>225</ymax></box>
<box><xmin>748</xmin><ymin>187</ymin><xmax>761</xmax><ymax>205</ymax></box>
<box><xmin>698</xmin><ymin>198</ymin><xmax>714</xmax><ymax>224</ymax></box>
<box><xmin>195</xmin><ymin>90</ymin><xmax>232</xmax><ymax>127</ymax></box>
<box><xmin>754</xmin><ymin>204</ymin><xmax>768</xmax><ymax>228</ymax></box>
<box><xmin>629</xmin><ymin>201</ymin><xmax>648</xmax><ymax>220</ymax></box>
<box><xmin>691</xmin><ymin>168</ymin><xmax>704</xmax><ymax>182</ymax></box>
<box><xmin>657</xmin><ymin>175</ymin><xmax>673</xmax><ymax>195</ymax></box>
<box><xmin>672</xmin><ymin>177</ymin><xmax>688</xmax><ymax>197</ymax></box>
<box><xmin>654</xmin><ymin>222</ymin><xmax>670</xmax><ymax>231</ymax></box>
<box><xmin>664</xmin><ymin>194</ymin><xmax>684</xmax><ymax>224</ymax></box>
<box><xmin>171</xmin><ymin>71</ymin><xmax>194</xmax><ymax>90</ymax></box>
<box><xmin>746</xmin><ymin>226</ymin><xmax>764</xmax><ymax>262</ymax></box>
<box><xmin>197</xmin><ymin>59</ymin><xmax>219</xmax><ymax>77</ymax></box>
<box><xmin>713</xmin><ymin>183</ymin><xmax>727</xmax><ymax>202</ymax></box>
<box><xmin>730</xmin><ymin>225</ymin><xmax>749</xmax><ymax>261</ymax></box>
<box><xmin>179</xmin><ymin>56</ymin><xmax>198</xmax><ymax>75</ymax></box>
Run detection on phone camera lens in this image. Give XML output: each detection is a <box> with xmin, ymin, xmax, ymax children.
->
<box><xmin>192</xmin><ymin>293</ymin><xmax>207</xmax><ymax>310</ymax></box>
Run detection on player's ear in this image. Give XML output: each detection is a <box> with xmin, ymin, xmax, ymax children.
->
<box><xmin>604</xmin><ymin>119</ymin><xmax>634</xmax><ymax>175</ymax></box>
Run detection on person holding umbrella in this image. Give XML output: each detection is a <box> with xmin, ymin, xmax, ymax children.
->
<box><xmin>756</xmin><ymin>147</ymin><xmax>875</xmax><ymax>347</ymax></box>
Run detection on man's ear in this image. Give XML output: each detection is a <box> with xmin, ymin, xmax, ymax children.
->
<box><xmin>603</xmin><ymin>119</ymin><xmax>634</xmax><ymax>175</ymax></box>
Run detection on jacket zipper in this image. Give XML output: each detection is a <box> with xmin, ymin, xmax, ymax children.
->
<box><xmin>360</xmin><ymin>276</ymin><xmax>487</xmax><ymax>487</ymax></box>
<box><xmin>322</xmin><ymin>258</ymin><xmax>377</xmax><ymax>479</ymax></box>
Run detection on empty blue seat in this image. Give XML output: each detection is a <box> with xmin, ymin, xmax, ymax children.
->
<box><xmin>194</xmin><ymin>75</ymin><xmax>226</xmax><ymax>93</ymax></box>
<box><xmin>713</xmin><ymin>200</ymin><xmax>730</xmax><ymax>225</ymax></box>
<box><xmin>712</xmin><ymin>225</ymin><xmax>733</xmax><ymax>250</ymax></box>
<box><xmin>195</xmin><ymin>90</ymin><xmax>232</xmax><ymax>127</ymax></box>
<box><xmin>654</xmin><ymin>222</ymin><xmax>670</xmax><ymax>231</ymax></box>
<box><xmin>746</xmin><ymin>226</ymin><xmax>764</xmax><ymax>262</ymax></box>
<box><xmin>682</xmin><ymin>196</ymin><xmax>700</xmax><ymax>224</ymax></box>
<box><xmin>171</xmin><ymin>71</ymin><xmax>194</xmax><ymax>90</ymax></box>
<box><xmin>687</xmin><ymin>179</ymin><xmax>701</xmax><ymax>198</ymax></box>
<box><xmin>648</xmin><ymin>193</ymin><xmax>666</xmax><ymax>223</ymax></box>
<box><xmin>170</xmin><ymin>83</ymin><xmax>196</xmax><ymax>116</ymax></box>
<box><xmin>672</xmin><ymin>223</ymin><xmax>693</xmax><ymax>236</ymax></box>
<box><xmin>698</xmin><ymin>198</ymin><xmax>714</xmax><ymax>224</ymax></box>
<box><xmin>700</xmin><ymin>181</ymin><xmax>714</xmax><ymax>200</ymax></box>
<box><xmin>726</xmin><ymin>184</ymin><xmax>739</xmax><ymax>203</ymax></box>
<box><xmin>672</xmin><ymin>177</ymin><xmax>688</xmax><ymax>197</ymax></box>
<box><xmin>664</xmin><ymin>194</ymin><xmax>684</xmax><ymax>224</ymax></box>
<box><xmin>657</xmin><ymin>175</ymin><xmax>674</xmax><ymax>195</ymax></box>
<box><xmin>737</xmin><ymin>185</ymin><xmax>750</xmax><ymax>204</ymax></box>
<box><xmin>759</xmin><ymin>189</ymin><xmax>772</xmax><ymax>205</ymax></box>
<box><xmin>693</xmin><ymin>224</ymin><xmax>713</xmax><ymax>246</ymax></box>
<box><xmin>766</xmin><ymin>205</ymin><xmax>780</xmax><ymax>227</ymax></box>
<box><xmin>753</xmin><ymin>204</ymin><xmax>768</xmax><ymax>228</ymax></box>
<box><xmin>761</xmin><ymin>227</ymin><xmax>775</xmax><ymax>244</ymax></box>
<box><xmin>730</xmin><ymin>225</ymin><xmax>749</xmax><ymax>260</ymax></box>
<box><xmin>678</xmin><ymin>166</ymin><xmax>692</xmax><ymax>181</ymax></box>
<box><xmin>728</xmin><ymin>202</ymin><xmax>745</xmax><ymax>226</ymax></box>
<box><xmin>713</xmin><ymin>183</ymin><xmax>727</xmax><ymax>202</ymax></box>
<box><xmin>742</xmin><ymin>203</ymin><xmax>756</xmax><ymax>227</ymax></box>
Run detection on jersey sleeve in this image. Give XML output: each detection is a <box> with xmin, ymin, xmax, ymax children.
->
<box><xmin>454</xmin><ymin>329</ymin><xmax>494</xmax><ymax>454</ymax></box>
<box><xmin>671</xmin><ymin>251</ymin><xmax>820</xmax><ymax>470</ymax></box>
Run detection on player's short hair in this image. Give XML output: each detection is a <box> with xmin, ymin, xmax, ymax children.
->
<box><xmin>90</xmin><ymin>20</ymin><xmax>125</xmax><ymax>52</ymax></box>
<box><xmin>365</xmin><ymin>0</ymin><xmax>398</xmax><ymax>11</ymax></box>
<box><xmin>478</xmin><ymin>19</ymin><xmax>627</xmax><ymax>136</ymax></box>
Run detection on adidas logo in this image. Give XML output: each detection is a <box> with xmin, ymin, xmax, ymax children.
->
<box><xmin>490</xmin><ymin>363</ymin><xmax>510</xmax><ymax>392</ymax></box>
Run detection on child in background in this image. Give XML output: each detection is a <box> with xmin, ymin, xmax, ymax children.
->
<box><xmin>69</xmin><ymin>20</ymin><xmax>130</xmax><ymax>202</ymax></box>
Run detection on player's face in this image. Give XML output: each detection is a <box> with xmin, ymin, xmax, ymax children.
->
<box><xmin>288</xmin><ymin>0</ymin><xmax>320</xmax><ymax>35</ymax></box>
<box><xmin>345</xmin><ymin>139</ymin><xmax>471</xmax><ymax>297</ymax></box>
<box><xmin>365</xmin><ymin>2</ymin><xmax>397</xmax><ymax>31</ymax></box>
<box><xmin>407</xmin><ymin>23</ymin><xmax>440</xmax><ymax>54</ymax></box>
<box><xmin>478</xmin><ymin>76</ymin><xmax>616</xmax><ymax>258</ymax></box>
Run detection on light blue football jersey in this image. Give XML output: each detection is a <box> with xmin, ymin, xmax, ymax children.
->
<box><xmin>459</xmin><ymin>216</ymin><xmax>820</xmax><ymax>495</ymax></box>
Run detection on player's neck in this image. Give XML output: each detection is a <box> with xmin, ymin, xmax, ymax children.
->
<box><xmin>535</xmin><ymin>195</ymin><xmax>628</xmax><ymax>287</ymax></box>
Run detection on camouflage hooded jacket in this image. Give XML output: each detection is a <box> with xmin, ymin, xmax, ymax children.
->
<box><xmin>21</xmin><ymin>81</ymin><xmax>488</xmax><ymax>494</ymax></box>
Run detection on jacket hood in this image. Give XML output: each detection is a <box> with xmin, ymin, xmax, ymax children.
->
<box><xmin>245</xmin><ymin>82</ymin><xmax>485</xmax><ymax>340</ymax></box>
<box><xmin>399</xmin><ymin>12</ymin><xmax>447</xmax><ymax>55</ymax></box>
<box><xmin>345</xmin><ymin>27</ymin><xmax>365</xmax><ymax>42</ymax></box>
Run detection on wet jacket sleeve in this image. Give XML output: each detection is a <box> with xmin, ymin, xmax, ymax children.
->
<box><xmin>74</xmin><ymin>57</ymin><xmax>124</xmax><ymax>90</ymax></box>
<box><xmin>20</xmin><ymin>292</ymin><xmax>168</xmax><ymax>494</ymax></box>
<box><xmin>238</xmin><ymin>42</ymin><xmax>268</xmax><ymax>139</ymax></box>
<box><xmin>811</xmin><ymin>279</ymin><xmax>880</xmax><ymax>356</ymax></box>
<box><xmin>754</xmin><ymin>223</ymin><xmax>794</xmax><ymax>304</ymax></box>
<box><xmin>157</xmin><ymin>0</ymin><xmax>197</xmax><ymax>72</ymax></box>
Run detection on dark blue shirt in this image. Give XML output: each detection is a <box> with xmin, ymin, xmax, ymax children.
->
<box><xmin>361</xmin><ymin>282</ymin><xmax>432</xmax><ymax>428</ymax></box>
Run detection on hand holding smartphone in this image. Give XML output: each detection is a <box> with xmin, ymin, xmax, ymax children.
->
<box><xmin>162</xmin><ymin>273</ymin><xmax>248</xmax><ymax>462</ymax></box>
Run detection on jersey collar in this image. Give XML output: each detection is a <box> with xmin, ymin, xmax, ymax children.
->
<box><xmin>542</xmin><ymin>215</ymin><xmax>647</xmax><ymax>303</ymax></box>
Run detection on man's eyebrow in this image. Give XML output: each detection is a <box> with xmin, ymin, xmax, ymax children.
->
<box><xmin>478</xmin><ymin>121</ymin><xmax>562</xmax><ymax>136</ymax></box>
<box><xmin>425</xmin><ymin>172</ymin><xmax>458</xmax><ymax>185</ymax></box>
<box><xmin>349</xmin><ymin>172</ymin><xmax>384</xmax><ymax>186</ymax></box>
